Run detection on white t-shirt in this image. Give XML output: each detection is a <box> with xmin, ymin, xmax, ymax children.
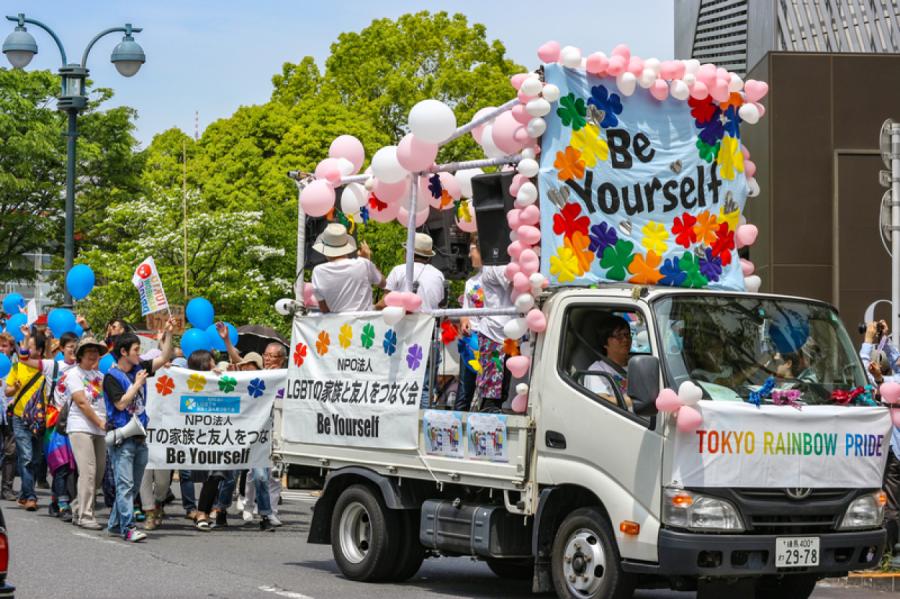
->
<box><xmin>311</xmin><ymin>257</ymin><xmax>383</xmax><ymax>313</ymax></box>
<box><xmin>385</xmin><ymin>263</ymin><xmax>445</xmax><ymax>312</ymax></box>
<box><xmin>63</xmin><ymin>366</ymin><xmax>106</xmax><ymax>436</ymax></box>
<box><xmin>462</xmin><ymin>272</ymin><xmax>485</xmax><ymax>333</ymax></box>
<box><xmin>39</xmin><ymin>359</ymin><xmax>77</xmax><ymax>408</ymax></box>
<box><xmin>476</xmin><ymin>266</ymin><xmax>513</xmax><ymax>343</ymax></box>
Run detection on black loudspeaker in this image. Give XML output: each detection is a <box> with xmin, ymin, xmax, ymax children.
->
<box><xmin>471</xmin><ymin>172</ymin><xmax>516</xmax><ymax>265</ymax></box>
<box><xmin>424</xmin><ymin>210</ymin><xmax>470</xmax><ymax>281</ymax></box>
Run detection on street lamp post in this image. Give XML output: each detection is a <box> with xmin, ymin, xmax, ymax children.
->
<box><xmin>2</xmin><ymin>13</ymin><xmax>145</xmax><ymax>306</ymax></box>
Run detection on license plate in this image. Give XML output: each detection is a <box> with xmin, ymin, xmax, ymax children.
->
<box><xmin>775</xmin><ymin>537</ymin><xmax>820</xmax><ymax>568</ymax></box>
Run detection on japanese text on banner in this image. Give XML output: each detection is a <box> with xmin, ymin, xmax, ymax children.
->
<box><xmin>145</xmin><ymin>367</ymin><xmax>284</xmax><ymax>469</ymax></box>
<box><xmin>282</xmin><ymin>313</ymin><xmax>433</xmax><ymax>449</ymax></box>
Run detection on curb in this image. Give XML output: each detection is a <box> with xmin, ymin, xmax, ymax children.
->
<box><xmin>836</xmin><ymin>572</ymin><xmax>900</xmax><ymax>592</ymax></box>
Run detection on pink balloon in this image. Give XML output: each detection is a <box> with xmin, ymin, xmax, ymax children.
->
<box><xmin>697</xmin><ymin>63</ymin><xmax>717</xmax><ymax>86</ymax></box>
<box><xmin>519</xmin><ymin>205</ymin><xmax>540</xmax><ymax>226</ymax></box>
<box><xmin>655</xmin><ymin>389</ymin><xmax>681</xmax><ymax>413</ymax></box>
<box><xmin>513</xmin><ymin>128</ymin><xmax>530</xmax><ymax>144</ymax></box>
<box><xmin>368</xmin><ymin>197</ymin><xmax>401</xmax><ymax>223</ymax></box>
<box><xmin>456</xmin><ymin>216</ymin><xmax>477</xmax><ymax>233</ymax></box>
<box><xmin>470</xmin><ymin>107</ymin><xmax>496</xmax><ymax>144</ymax></box>
<box><xmin>892</xmin><ymin>409</ymin><xmax>900</xmax><ymax>428</ymax></box>
<box><xmin>418</xmin><ymin>172</ymin><xmax>460</xmax><ymax>210</ymax></box>
<box><xmin>506</xmin><ymin>355</ymin><xmax>531</xmax><ymax>378</ymax></box>
<box><xmin>744</xmin><ymin>80</ymin><xmax>769</xmax><ymax>103</ymax></box>
<box><xmin>517</xmin><ymin>89</ymin><xmax>534</xmax><ymax>103</ymax></box>
<box><xmin>627</xmin><ymin>56</ymin><xmax>644</xmax><ymax>76</ymax></box>
<box><xmin>710</xmin><ymin>78</ymin><xmax>730</xmax><ymax>102</ymax></box>
<box><xmin>740</xmin><ymin>144</ymin><xmax>751</xmax><ymax>159</ymax></box>
<box><xmin>525</xmin><ymin>309</ymin><xmax>547</xmax><ymax>333</ymax></box>
<box><xmin>676</xmin><ymin>405</ymin><xmax>703</xmax><ymax>433</ymax></box>
<box><xmin>397</xmin><ymin>206</ymin><xmax>430</xmax><ymax>228</ymax></box>
<box><xmin>754</xmin><ymin>102</ymin><xmax>766</xmax><ymax>117</ymax></box>
<box><xmin>517</xmin><ymin>225</ymin><xmax>541</xmax><ymax>246</ymax></box>
<box><xmin>507</xmin><ymin>209</ymin><xmax>522</xmax><ymax>230</ymax></box>
<box><xmin>745</xmin><ymin>160</ymin><xmax>757</xmax><ymax>177</ymax></box>
<box><xmin>384</xmin><ymin>291</ymin><xmax>405</xmax><ymax>307</ymax></box>
<box><xmin>510</xmin><ymin>173</ymin><xmax>529</xmax><ymax>197</ymax></box>
<box><xmin>740</xmin><ymin>258</ymin><xmax>755</xmax><ymax>277</ymax></box>
<box><xmin>505</xmin><ymin>262</ymin><xmax>521</xmax><ymax>281</ymax></box>
<box><xmin>537</xmin><ymin>41</ymin><xmax>561</xmax><ymax>63</ymax></box>
<box><xmin>510</xmin><ymin>73</ymin><xmax>528</xmax><ymax>90</ymax></box>
<box><xmin>512</xmin><ymin>272</ymin><xmax>531</xmax><ymax>293</ymax></box>
<box><xmin>402</xmin><ymin>291</ymin><xmax>423</xmax><ymax>313</ymax></box>
<box><xmin>492</xmin><ymin>111</ymin><xmax>527</xmax><ymax>155</ymax></box>
<box><xmin>659</xmin><ymin>60</ymin><xmax>679</xmax><ymax>80</ymax></box>
<box><xmin>507</xmin><ymin>240</ymin><xmax>526</xmax><ymax>260</ymax></box>
<box><xmin>650</xmin><ymin>80</ymin><xmax>669</xmax><ymax>101</ymax></box>
<box><xmin>689</xmin><ymin>81</ymin><xmax>709</xmax><ymax>100</ymax></box>
<box><xmin>303</xmin><ymin>282</ymin><xmax>317</xmax><ymax>306</ymax></box>
<box><xmin>315</xmin><ymin>158</ymin><xmax>344</xmax><ymax>186</ymax></box>
<box><xmin>611</xmin><ymin>44</ymin><xmax>630</xmax><ymax>61</ymax></box>
<box><xmin>511</xmin><ymin>393</ymin><xmax>528</xmax><ymax>413</ymax></box>
<box><xmin>735</xmin><ymin>224</ymin><xmax>759</xmax><ymax>248</ymax></box>
<box><xmin>585</xmin><ymin>52</ymin><xmax>609</xmax><ymax>75</ymax></box>
<box><xmin>607</xmin><ymin>55</ymin><xmax>626</xmax><ymax>76</ymax></box>
<box><xmin>300</xmin><ymin>179</ymin><xmax>336</xmax><ymax>218</ymax></box>
<box><xmin>882</xmin><ymin>382</ymin><xmax>900</xmax><ymax>405</ymax></box>
<box><xmin>511</xmin><ymin>104</ymin><xmax>531</xmax><ymax>125</ymax></box>
<box><xmin>518</xmin><ymin>249</ymin><xmax>539</xmax><ymax>276</ymax></box>
<box><xmin>329</xmin><ymin>135</ymin><xmax>365</xmax><ymax>173</ymax></box>
<box><xmin>396</xmin><ymin>134</ymin><xmax>439</xmax><ymax>172</ymax></box>
<box><xmin>373</xmin><ymin>177</ymin><xmax>410</xmax><ymax>204</ymax></box>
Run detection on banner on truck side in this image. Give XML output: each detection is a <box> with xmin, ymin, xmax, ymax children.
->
<box><xmin>132</xmin><ymin>256</ymin><xmax>170</xmax><ymax>316</ymax></box>
<box><xmin>538</xmin><ymin>63</ymin><xmax>750</xmax><ymax>291</ymax></box>
<box><xmin>145</xmin><ymin>368</ymin><xmax>281</xmax><ymax>469</ymax></box>
<box><xmin>282</xmin><ymin>313</ymin><xmax>433</xmax><ymax>449</ymax></box>
<box><xmin>670</xmin><ymin>401</ymin><xmax>891</xmax><ymax>488</ymax></box>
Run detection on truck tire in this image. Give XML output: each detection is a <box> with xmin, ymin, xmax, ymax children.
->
<box><xmin>754</xmin><ymin>574</ymin><xmax>817</xmax><ymax>599</ymax></box>
<box><xmin>550</xmin><ymin>508</ymin><xmax>634</xmax><ymax>599</ymax></box>
<box><xmin>486</xmin><ymin>557</ymin><xmax>534</xmax><ymax>580</ymax></box>
<box><xmin>386</xmin><ymin>510</ymin><xmax>426</xmax><ymax>582</ymax></box>
<box><xmin>330</xmin><ymin>484</ymin><xmax>401</xmax><ymax>582</ymax></box>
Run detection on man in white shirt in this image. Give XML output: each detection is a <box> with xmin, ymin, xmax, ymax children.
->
<box><xmin>311</xmin><ymin>223</ymin><xmax>385</xmax><ymax>313</ymax></box>
<box><xmin>379</xmin><ymin>233</ymin><xmax>446</xmax><ymax>311</ymax></box>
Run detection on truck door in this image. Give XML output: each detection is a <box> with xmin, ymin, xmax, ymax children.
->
<box><xmin>534</xmin><ymin>294</ymin><xmax>664</xmax><ymax>561</ymax></box>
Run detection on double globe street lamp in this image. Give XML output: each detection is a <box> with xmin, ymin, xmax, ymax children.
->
<box><xmin>2</xmin><ymin>13</ymin><xmax>145</xmax><ymax>305</ymax></box>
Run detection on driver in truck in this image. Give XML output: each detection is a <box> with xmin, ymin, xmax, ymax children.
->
<box><xmin>584</xmin><ymin>315</ymin><xmax>633</xmax><ymax>408</ymax></box>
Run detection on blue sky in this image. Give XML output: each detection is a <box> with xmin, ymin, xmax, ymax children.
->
<box><xmin>5</xmin><ymin>1</ymin><xmax>674</xmax><ymax>147</ymax></box>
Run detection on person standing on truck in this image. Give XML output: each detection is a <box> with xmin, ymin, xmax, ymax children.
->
<box><xmin>311</xmin><ymin>223</ymin><xmax>385</xmax><ymax>313</ymax></box>
<box><xmin>474</xmin><ymin>260</ymin><xmax>514</xmax><ymax>413</ymax></box>
<box><xmin>456</xmin><ymin>237</ymin><xmax>484</xmax><ymax>411</ymax></box>
<box><xmin>378</xmin><ymin>233</ymin><xmax>446</xmax><ymax>311</ymax></box>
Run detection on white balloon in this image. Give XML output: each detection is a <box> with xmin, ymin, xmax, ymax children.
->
<box><xmin>340</xmin><ymin>183</ymin><xmax>366</xmax><ymax>214</ymax></box>
<box><xmin>509</xmin><ymin>230</ymin><xmax>518</xmax><ymax>242</ymax></box>
<box><xmin>644</xmin><ymin>57</ymin><xmax>661</xmax><ymax>73</ymax></box>
<box><xmin>516</xmin><ymin>383</ymin><xmax>529</xmax><ymax>396</ymax></box>
<box><xmin>517</xmin><ymin>158</ymin><xmax>539</xmax><ymax>178</ymax></box>
<box><xmin>382</xmin><ymin>306</ymin><xmax>405</xmax><ymax>326</ymax></box>
<box><xmin>454</xmin><ymin>168</ymin><xmax>483</xmax><ymax>198</ymax></box>
<box><xmin>516</xmin><ymin>182</ymin><xmax>538</xmax><ymax>204</ymax></box>
<box><xmin>670</xmin><ymin>80</ymin><xmax>690</xmax><ymax>101</ymax></box>
<box><xmin>521</xmin><ymin>148</ymin><xmax>536</xmax><ymax>160</ymax></box>
<box><xmin>520</xmin><ymin>76</ymin><xmax>543</xmax><ymax>97</ymax></box>
<box><xmin>525</xmin><ymin>98</ymin><xmax>551</xmax><ymax>117</ymax></box>
<box><xmin>728</xmin><ymin>73</ymin><xmax>743</xmax><ymax>92</ymax></box>
<box><xmin>529</xmin><ymin>272</ymin><xmax>546</xmax><ymax>287</ymax></box>
<box><xmin>371</xmin><ymin>146</ymin><xmax>409</xmax><ymax>183</ymax></box>
<box><xmin>336</xmin><ymin>158</ymin><xmax>355</xmax><ymax>176</ymax></box>
<box><xmin>616</xmin><ymin>72</ymin><xmax>637</xmax><ymax>96</ymax></box>
<box><xmin>560</xmin><ymin>46</ymin><xmax>582</xmax><ymax>68</ymax></box>
<box><xmin>678</xmin><ymin>381</ymin><xmax>703</xmax><ymax>406</ymax></box>
<box><xmin>480</xmin><ymin>125</ymin><xmax>506</xmax><ymax>158</ymax></box>
<box><xmin>364</xmin><ymin>177</ymin><xmax>376</xmax><ymax>191</ymax></box>
<box><xmin>503</xmin><ymin>317</ymin><xmax>528</xmax><ymax>340</ymax></box>
<box><xmin>738</xmin><ymin>103</ymin><xmax>760</xmax><ymax>125</ymax></box>
<box><xmin>744</xmin><ymin>275</ymin><xmax>762</xmax><ymax>293</ymax></box>
<box><xmin>526</xmin><ymin>117</ymin><xmax>547</xmax><ymax>138</ymax></box>
<box><xmin>514</xmin><ymin>293</ymin><xmax>535</xmax><ymax>313</ymax></box>
<box><xmin>683</xmin><ymin>59</ymin><xmax>701</xmax><ymax>74</ymax></box>
<box><xmin>540</xmin><ymin>83</ymin><xmax>560</xmax><ymax>102</ymax></box>
<box><xmin>639</xmin><ymin>68</ymin><xmax>657</xmax><ymax>89</ymax></box>
<box><xmin>682</xmin><ymin>73</ymin><xmax>696</xmax><ymax>86</ymax></box>
<box><xmin>408</xmin><ymin>99</ymin><xmax>457</xmax><ymax>144</ymax></box>
<box><xmin>747</xmin><ymin>177</ymin><xmax>760</xmax><ymax>198</ymax></box>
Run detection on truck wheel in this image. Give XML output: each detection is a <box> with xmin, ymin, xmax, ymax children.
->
<box><xmin>550</xmin><ymin>508</ymin><xmax>634</xmax><ymax>599</ymax></box>
<box><xmin>755</xmin><ymin>574</ymin><xmax>817</xmax><ymax>599</ymax></box>
<box><xmin>330</xmin><ymin>484</ymin><xmax>400</xmax><ymax>582</ymax></box>
<box><xmin>387</xmin><ymin>510</ymin><xmax>426</xmax><ymax>582</ymax></box>
<box><xmin>486</xmin><ymin>557</ymin><xmax>534</xmax><ymax>580</ymax></box>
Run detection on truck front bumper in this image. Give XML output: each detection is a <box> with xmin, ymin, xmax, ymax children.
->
<box><xmin>624</xmin><ymin>528</ymin><xmax>885</xmax><ymax>578</ymax></box>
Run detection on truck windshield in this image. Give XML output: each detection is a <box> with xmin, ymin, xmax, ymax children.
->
<box><xmin>653</xmin><ymin>295</ymin><xmax>868</xmax><ymax>405</ymax></box>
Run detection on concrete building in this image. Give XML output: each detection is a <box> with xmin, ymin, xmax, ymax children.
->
<box><xmin>677</xmin><ymin>1</ymin><xmax>900</xmax><ymax>327</ymax></box>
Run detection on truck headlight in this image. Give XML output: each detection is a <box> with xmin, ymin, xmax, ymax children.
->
<box><xmin>663</xmin><ymin>488</ymin><xmax>744</xmax><ymax>532</ymax></box>
<box><xmin>839</xmin><ymin>491</ymin><xmax>887</xmax><ymax>530</ymax></box>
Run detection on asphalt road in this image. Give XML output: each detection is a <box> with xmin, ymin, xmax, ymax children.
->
<box><xmin>2</xmin><ymin>488</ymin><xmax>894</xmax><ymax>599</ymax></box>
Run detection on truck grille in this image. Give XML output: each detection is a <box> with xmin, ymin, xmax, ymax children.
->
<box><xmin>747</xmin><ymin>514</ymin><xmax>837</xmax><ymax>534</ymax></box>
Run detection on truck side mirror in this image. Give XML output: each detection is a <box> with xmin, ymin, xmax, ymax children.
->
<box><xmin>627</xmin><ymin>355</ymin><xmax>660</xmax><ymax>416</ymax></box>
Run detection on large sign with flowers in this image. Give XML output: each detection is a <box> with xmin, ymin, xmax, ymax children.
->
<box><xmin>282</xmin><ymin>313</ymin><xmax>433</xmax><ymax>449</ymax></box>
<box><xmin>539</xmin><ymin>64</ymin><xmax>750</xmax><ymax>290</ymax></box>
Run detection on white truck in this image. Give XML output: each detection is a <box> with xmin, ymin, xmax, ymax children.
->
<box><xmin>276</xmin><ymin>286</ymin><xmax>891</xmax><ymax>599</ymax></box>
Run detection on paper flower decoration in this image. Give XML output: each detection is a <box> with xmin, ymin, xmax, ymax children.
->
<box><xmin>217</xmin><ymin>376</ymin><xmax>237</xmax><ymax>393</ymax></box>
<box><xmin>156</xmin><ymin>375</ymin><xmax>175</xmax><ymax>397</ymax></box>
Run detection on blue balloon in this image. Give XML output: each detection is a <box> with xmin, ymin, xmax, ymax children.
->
<box><xmin>48</xmin><ymin>308</ymin><xmax>77</xmax><ymax>338</ymax></box>
<box><xmin>2</xmin><ymin>293</ymin><xmax>24</xmax><ymax>316</ymax></box>
<box><xmin>205</xmin><ymin>322</ymin><xmax>238</xmax><ymax>352</ymax></box>
<box><xmin>55</xmin><ymin>351</ymin><xmax>64</xmax><ymax>362</ymax></box>
<box><xmin>99</xmin><ymin>353</ymin><xmax>115</xmax><ymax>374</ymax></box>
<box><xmin>7</xmin><ymin>314</ymin><xmax>27</xmax><ymax>342</ymax></box>
<box><xmin>73</xmin><ymin>323</ymin><xmax>84</xmax><ymax>338</ymax></box>
<box><xmin>186</xmin><ymin>297</ymin><xmax>215</xmax><ymax>330</ymax></box>
<box><xmin>0</xmin><ymin>354</ymin><xmax>10</xmax><ymax>379</ymax></box>
<box><xmin>181</xmin><ymin>328</ymin><xmax>212</xmax><ymax>359</ymax></box>
<box><xmin>66</xmin><ymin>264</ymin><xmax>95</xmax><ymax>301</ymax></box>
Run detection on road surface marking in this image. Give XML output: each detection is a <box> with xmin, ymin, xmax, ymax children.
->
<box><xmin>72</xmin><ymin>530</ymin><xmax>123</xmax><ymax>546</ymax></box>
<box><xmin>258</xmin><ymin>585</ymin><xmax>315</xmax><ymax>599</ymax></box>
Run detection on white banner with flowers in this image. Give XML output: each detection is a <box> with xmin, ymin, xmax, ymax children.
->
<box><xmin>145</xmin><ymin>367</ymin><xmax>280</xmax><ymax>469</ymax></box>
<box><xmin>282</xmin><ymin>313</ymin><xmax>433</xmax><ymax>449</ymax></box>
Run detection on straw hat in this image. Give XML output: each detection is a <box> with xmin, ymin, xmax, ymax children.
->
<box><xmin>313</xmin><ymin>223</ymin><xmax>357</xmax><ymax>258</ymax></box>
<box><xmin>404</xmin><ymin>232</ymin><xmax>436</xmax><ymax>258</ymax></box>
<box><xmin>237</xmin><ymin>352</ymin><xmax>263</xmax><ymax>370</ymax></box>
<box><xmin>75</xmin><ymin>336</ymin><xmax>108</xmax><ymax>359</ymax></box>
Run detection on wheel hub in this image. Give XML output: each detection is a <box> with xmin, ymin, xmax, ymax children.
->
<box><xmin>562</xmin><ymin>529</ymin><xmax>606</xmax><ymax>596</ymax></box>
<box><xmin>338</xmin><ymin>501</ymin><xmax>371</xmax><ymax>564</ymax></box>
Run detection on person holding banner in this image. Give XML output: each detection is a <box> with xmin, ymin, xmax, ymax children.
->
<box><xmin>103</xmin><ymin>319</ymin><xmax>176</xmax><ymax>543</ymax></box>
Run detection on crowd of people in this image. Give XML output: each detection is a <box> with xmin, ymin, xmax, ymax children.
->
<box><xmin>1</xmin><ymin>314</ymin><xmax>290</xmax><ymax>542</ymax></box>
